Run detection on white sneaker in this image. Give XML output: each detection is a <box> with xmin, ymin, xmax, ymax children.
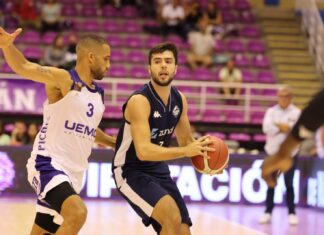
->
<box><xmin>259</xmin><ymin>213</ymin><xmax>271</xmax><ymax>224</ymax></box>
<box><xmin>288</xmin><ymin>214</ymin><xmax>299</xmax><ymax>225</ymax></box>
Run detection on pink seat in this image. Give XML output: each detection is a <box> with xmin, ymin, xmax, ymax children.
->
<box><xmin>61</xmin><ymin>4</ymin><xmax>78</xmax><ymax>16</ymax></box>
<box><xmin>102</xmin><ymin>21</ymin><xmax>121</xmax><ymax>33</ymax></box>
<box><xmin>201</xmin><ymin>110</ymin><xmax>223</xmax><ymax>122</ymax></box>
<box><xmin>121</xmin><ymin>21</ymin><xmax>142</xmax><ymax>33</ymax></box>
<box><xmin>225</xmin><ymin>111</ymin><xmax>244</xmax><ymax>123</ymax></box>
<box><xmin>227</xmin><ymin>39</ymin><xmax>245</xmax><ymax>52</ymax></box>
<box><xmin>110</xmin><ymin>50</ymin><xmax>126</xmax><ymax>63</ymax></box>
<box><xmin>81</xmin><ymin>6</ymin><xmax>97</xmax><ymax>17</ymax></box>
<box><xmin>121</xmin><ymin>6</ymin><xmax>139</xmax><ymax>18</ymax></box>
<box><xmin>253</xmin><ymin>134</ymin><xmax>266</xmax><ymax>142</ymax></box>
<box><xmin>107</xmin><ymin>35</ymin><xmax>125</xmax><ymax>47</ymax></box>
<box><xmin>205</xmin><ymin>132</ymin><xmax>227</xmax><ymax>140</ymax></box>
<box><xmin>232</xmin><ymin>53</ymin><xmax>250</xmax><ymax>68</ymax></box>
<box><xmin>145</xmin><ymin>36</ymin><xmax>163</xmax><ymax>48</ymax></box>
<box><xmin>108</xmin><ymin>65</ymin><xmax>129</xmax><ymax>78</ymax></box>
<box><xmin>82</xmin><ymin>20</ymin><xmax>100</xmax><ymax>32</ymax></box>
<box><xmin>252</xmin><ymin>54</ymin><xmax>270</xmax><ymax>69</ymax></box>
<box><xmin>176</xmin><ymin>66</ymin><xmax>192</xmax><ymax>80</ymax></box>
<box><xmin>127</xmin><ymin>50</ymin><xmax>146</xmax><ymax>63</ymax></box>
<box><xmin>23</xmin><ymin>47</ymin><xmax>43</xmax><ymax>61</ymax></box>
<box><xmin>102</xmin><ymin>5</ymin><xmax>120</xmax><ymax>17</ymax></box>
<box><xmin>228</xmin><ymin>133</ymin><xmax>251</xmax><ymax>141</ymax></box>
<box><xmin>124</xmin><ymin>35</ymin><xmax>144</xmax><ymax>48</ymax></box>
<box><xmin>104</xmin><ymin>106</ymin><xmax>123</xmax><ymax>119</ymax></box>
<box><xmin>129</xmin><ymin>65</ymin><xmax>148</xmax><ymax>79</ymax></box>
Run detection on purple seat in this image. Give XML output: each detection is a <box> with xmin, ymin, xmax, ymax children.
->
<box><xmin>177</xmin><ymin>85</ymin><xmax>195</xmax><ymax>94</ymax></box>
<box><xmin>102</xmin><ymin>21</ymin><xmax>121</xmax><ymax>33</ymax></box>
<box><xmin>176</xmin><ymin>66</ymin><xmax>192</xmax><ymax>80</ymax></box>
<box><xmin>108</xmin><ymin>65</ymin><xmax>129</xmax><ymax>78</ymax></box>
<box><xmin>107</xmin><ymin>35</ymin><xmax>125</xmax><ymax>47</ymax></box>
<box><xmin>205</xmin><ymin>132</ymin><xmax>227</xmax><ymax>140</ymax></box>
<box><xmin>221</xmin><ymin>11</ymin><xmax>238</xmax><ymax>23</ymax></box>
<box><xmin>247</xmin><ymin>41</ymin><xmax>266</xmax><ymax>53</ymax></box>
<box><xmin>227</xmin><ymin>39</ymin><xmax>245</xmax><ymax>52</ymax></box>
<box><xmin>239</xmin><ymin>11</ymin><xmax>256</xmax><ymax>23</ymax></box>
<box><xmin>121</xmin><ymin>6</ymin><xmax>139</xmax><ymax>18</ymax></box>
<box><xmin>104</xmin><ymin>106</ymin><xmax>123</xmax><ymax>119</ymax></box>
<box><xmin>61</xmin><ymin>4</ymin><xmax>78</xmax><ymax>16</ymax></box>
<box><xmin>217</xmin><ymin>0</ymin><xmax>232</xmax><ymax>10</ymax></box>
<box><xmin>232</xmin><ymin>53</ymin><xmax>250</xmax><ymax>67</ymax></box>
<box><xmin>178</xmin><ymin>53</ymin><xmax>187</xmax><ymax>65</ymax></box>
<box><xmin>228</xmin><ymin>133</ymin><xmax>251</xmax><ymax>141</ymax></box>
<box><xmin>101</xmin><ymin>5</ymin><xmax>120</xmax><ymax>17</ymax></box>
<box><xmin>20</xmin><ymin>30</ymin><xmax>41</xmax><ymax>44</ymax></box>
<box><xmin>79</xmin><ymin>0</ymin><xmax>97</xmax><ymax>4</ymax></box>
<box><xmin>250</xmin><ymin>112</ymin><xmax>264</xmax><ymax>124</ymax></box>
<box><xmin>233</xmin><ymin>0</ymin><xmax>251</xmax><ymax>11</ymax></box>
<box><xmin>42</xmin><ymin>32</ymin><xmax>58</xmax><ymax>45</ymax></box>
<box><xmin>257</xmin><ymin>71</ymin><xmax>276</xmax><ymax>83</ymax></box>
<box><xmin>23</xmin><ymin>48</ymin><xmax>43</xmax><ymax>60</ymax></box>
<box><xmin>110</xmin><ymin>50</ymin><xmax>126</xmax><ymax>63</ymax></box>
<box><xmin>240</xmin><ymin>26</ymin><xmax>262</xmax><ymax>38</ymax></box>
<box><xmin>124</xmin><ymin>35</ymin><xmax>144</xmax><ymax>48</ymax></box>
<box><xmin>104</xmin><ymin>128</ymin><xmax>119</xmax><ymax>136</ymax></box>
<box><xmin>121</xmin><ymin>21</ymin><xmax>142</xmax><ymax>33</ymax></box>
<box><xmin>194</xmin><ymin>68</ymin><xmax>214</xmax><ymax>81</ymax></box>
<box><xmin>127</xmin><ymin>50</ymin><xmax>146</xmax><ymax>63</ymax></box>
<box><xmin>1</xmin><ymin>63</ymin><xmax>13</xmax><ymax>73</ymax></box>
<box><xmin>129</xmin><ymin>65</ymin><xmax>148</xmax><ymax>79</ymax></box>
<box><xmin>4</xmin><ymin>123</ymin><xmax>14</xmax><ymax>132</ymax></box>
<box><xmin>81</xmin><ymin>6</ymin><xmax>97</xmax><ymax>17</ymax></box>
<box><xmin>187</xmin><ymin>109</ymin><xmax>200</xmax><ymax>121</ymax></box>
<box><xmin>262</xmin><ymin>89</ymin><xmax>277</xmax><ymax>96</ymax></box>
<box><xmin>82</xmin><ymin>20</ymin><xmax>100</xmax><ymax>32</ymax></box>
<box><xmin>225</xmin><ymin>111</ymin><xmax>244</xmax><ymax>123</ymax></box>
<box><xmin>215</xmin><ymin>40</ymin><xmax>227</xmax><ymax>52</ymax></box>
<box><xmin>201</xmin><ymin>110</ymin><xmax>223</xmax><ymax>122</ymax></box>
<box><xmin>145</xmin><ymin>36</ymin><xmax>163</xmax><ymax>48</ymax></box>
<box><xmin>252</xmin><ymin>54</ymin><xmax>270</xmax><ymax>68</ymax></box>
<box><xmin>253</xmin><ymin>134</ymin><xmax>266</xmax><ymax>142</ymax></box>
<box><xmin>4</xmin><ymin>16</ymin><xmax>19</xmax><ymax>29</ymax></box>
<box><xmin>241</xmin><ymin>69</ymin><xmax>255</xmax><ymax>82</ymax></box>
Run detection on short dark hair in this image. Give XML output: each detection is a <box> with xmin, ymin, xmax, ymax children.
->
<box><xmin>148</xmin><ymin>42</ymin><xmax>178</xmax><ymax>65</ymax></box>
<box><xmin>76</xmin><ymin>34</ymin><xmax>107</xmax><ymax>53</ymax></box>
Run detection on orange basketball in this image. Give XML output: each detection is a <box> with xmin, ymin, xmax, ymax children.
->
<box><xmin>191</xmin><ymin>136</ymin><xmax>229</xmax><ymax>175</ymax></box>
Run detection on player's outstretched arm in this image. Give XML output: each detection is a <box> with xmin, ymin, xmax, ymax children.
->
<box><xmin>126</xmin><ymin>95</ymin><xmax>214</xmax><ymax>161</ymax></box>
<box><xmin>95</xmin><ymin>128</ymin><xmax>116</xmax><ymax>149</ymax></box>
<box><xmin>0</xmin><ymin>27</ymin><xmax>69</xmax><ymax>88</ymax></box>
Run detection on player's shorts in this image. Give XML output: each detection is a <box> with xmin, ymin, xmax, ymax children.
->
<box><xmin>113</xmin><ymin>167</ymin><xmax>192</xmax><ymax>233</ymax></box>
<box><xmin>27</xmin><ymin>154</ymin><xmax>78</xmax><ymax>232</ymax></box>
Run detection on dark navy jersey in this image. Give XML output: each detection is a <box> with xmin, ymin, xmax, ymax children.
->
<box><xmin>112</xmin><ymin>82</ymin><xmax>183</xmax><ymax>175</ymax></box>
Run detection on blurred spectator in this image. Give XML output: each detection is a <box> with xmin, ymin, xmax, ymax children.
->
<box><xmin>161</xmin><ymin>0</ymin><xmax>187</xmax><ymax>41</ymax></box>
<box><xmin>27</xmin><ymin>123</ymin><xmax>38</xmax><ymax>145</ymax></box>
<box><xmin>0</xmin><ymin>121</ymin><xmax>10</xmax><ymax>146</ymax></box>
<box><xmin>187</xmin><ymin>18</ymin><xmax>214</xmax><ymax>70</ymax></box>
<box><xmin>10</xmin><ymin>121</ymin><xmax>29</xmax><ymax>146</ymax></box>
<box><xmin>183</xmin><ymin>0</ymin><xmax>202</xmax><ymax>33</ymax></box>
<box><xmin>40</xmin><ymin>0</ymin><xmax>61</xmax><ymax>34</ymax></box>
<box><xmin>0</xmin><ymin>9</ymin><xmax>4</xmax><ymax>28</ymax></box>
<box><xmin>43</xmin><ymin>34</ymin><xmax>66</xmax><ymax>68</ymax></box>
<box><xmin>14</xmin><ymin>0</ymin><xmax>40</xmax><ymax>30</ymax></box>
<box><xmin>219</xmin><ymin>59</ymin><xmax>242</xmax><ymax>98</ymax></box>
<box><xmin>64</xmin><ymin>33</ymin><xmax>78</xmax><ymax>70</ymax></box>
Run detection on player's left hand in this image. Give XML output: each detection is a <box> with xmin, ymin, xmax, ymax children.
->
<box><xmin>0</xmin><ymin>27</ymin><xmax>22</xmax><ymax>49</ymax></box>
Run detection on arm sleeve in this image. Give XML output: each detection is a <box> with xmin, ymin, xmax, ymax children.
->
<box><xmin>291</xmin><ymin>89</ymin><xmax>324</xmax><ymax>140</ymax></box>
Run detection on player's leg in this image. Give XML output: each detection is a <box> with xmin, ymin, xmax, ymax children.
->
<box><xmin>151</xmin><ymin>195</ymin><xmax>183</xmax><ymax>235</ymax></box>
<box><xmin>157</xmin><ymin>176</ymin><xmax>192</xmax><ymax>235</ymax></box>
<box><xmin>45</xmin><ymin>182</ymin><xmax>87</xmax><ymax>235</ymax></box>
<box><xmin>30</xmin><ymin>211</ymin><xmax>60</xmax><ymax>235</ymax></box>
<box><xmin>284</xmin><ymin>157</ymin><xmax>298</xmax><ymax>214</ymax></box>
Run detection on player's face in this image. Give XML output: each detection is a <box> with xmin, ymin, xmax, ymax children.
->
<box><xmin>148</xmin><ymin>51</ymin><xmax>177</xmax><ymax>87</ymax></box>
<box><xmin>91</xmin><ymin>44</ymin><xmax>111</xmax><ymax>80</ymax></box>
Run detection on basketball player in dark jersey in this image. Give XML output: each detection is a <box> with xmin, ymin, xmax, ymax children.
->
<box><xmin>112</xmin><ymin>42</ymin><xmax>214</xmax><ymax>235</ymax></box>
<box><xmin>262</xmin><ymin>89</ymin><xmax>324</xmax><ymax>187</ymax></box>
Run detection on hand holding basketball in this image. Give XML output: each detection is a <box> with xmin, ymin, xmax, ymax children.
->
<box><xmin>184</xmin><ymin>135</ymin><xmax>215</xmax><ymax>158</ymax></box>
<box><xmin>191</xmin><ymin>136</ymin><xmax>229</xmax><ymax>175</ymax></box>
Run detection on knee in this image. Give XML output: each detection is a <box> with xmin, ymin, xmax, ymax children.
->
<box><xmin>62</xmin><ymin>201</ymin><xmax>87</xmax><ymax>224</ymax></box>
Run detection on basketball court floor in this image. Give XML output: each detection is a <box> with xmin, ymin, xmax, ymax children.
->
<box><xmin>0</xmin><ymin>196</ymin><xmax>322</xmax><ymax>235</ymax></box>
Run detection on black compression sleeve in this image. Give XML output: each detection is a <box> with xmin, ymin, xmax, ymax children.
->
<box><xmin>291</xmin><ymin>89</ymin><xmax>324</xmax><ymax>140</ymax></box>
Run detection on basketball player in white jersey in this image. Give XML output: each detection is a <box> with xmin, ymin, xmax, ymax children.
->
<box><xmin>0</xmin><ymin>27</ymin><xmax>116</xmax><ymax>235</ymax></box>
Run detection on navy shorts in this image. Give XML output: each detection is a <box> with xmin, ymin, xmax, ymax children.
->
<box><xmin>113</xmin><ymin>168</ymin><xmax>192</xmax><ymax>233</ymax></box>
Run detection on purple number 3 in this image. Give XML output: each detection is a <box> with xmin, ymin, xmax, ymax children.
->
<box><xmin>87</xmin><ymin>103</ymin><xmax>94</xmax><ymax>117</ymax></box>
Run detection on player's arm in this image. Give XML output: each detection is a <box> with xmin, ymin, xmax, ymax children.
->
<box><xmin>126</xmin><ymin>95</ymin><xmax>213</xmax><ymax>161</ymax></box>
<box><xmin>174</xmin><ymin>92</ymin><xmax>195</xmax><ymax>147</ymax></box>
<box><xmin>95</xmin><ymin>128</ymin><xmax>116</xmax><ymax>149</ymax></box>
<box><xmin>0</xmin><ymin>28</ymin><xmax>70</xmax><ymax>88</ymax></box>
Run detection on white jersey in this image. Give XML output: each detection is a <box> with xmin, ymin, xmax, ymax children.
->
<box><xmin>27</xmin><ymin>70</ymin><xmax>105</xmax><ymax>193</ymax></box>
<box><xmin>263</xmin><ymin>104</ymin><xmax>301</xmax><ymax>156</ymax></box>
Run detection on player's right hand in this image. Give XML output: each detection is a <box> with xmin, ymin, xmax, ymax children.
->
<box><xmin>0</xmin><ymin>27</ymin><xmax>22</xmax><ymax>49</ymax></box>
<box><xmin>185</xmin><ymin>135</ymin><xmax>215</xmax><ymax>158</ymax></box>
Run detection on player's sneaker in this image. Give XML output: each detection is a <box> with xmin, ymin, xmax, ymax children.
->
<box><xmin>258</xmin><ymin>213</ymin><xmax>271</xmax><ymax>224</ymax></box>
<box><xmin>288</xmin><ymin>214</ymin><xmax>299</xmax><ymax>225</ymax></box>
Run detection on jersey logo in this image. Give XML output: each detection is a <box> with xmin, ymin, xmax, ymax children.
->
<box><xmin>151</xmin><ymin>128</ymin><xmax>159</xmax><ymax>139</ymax></box>
<box><xmin>173</xmin><ymin>105</ymin><xmax>180</xmax><ymax>118</ymax></box>
<box><xmin>153</xmin><ymin>111</ymin><xmax>162</xmax><ymax>118</ymax></box>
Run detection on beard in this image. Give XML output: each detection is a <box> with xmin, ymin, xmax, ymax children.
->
<box><xmin>151</xmin><ymin>72</ymin><xmax>174</xmax><ymax>87</ymax></box>
<box><xmin>91</xmin><ymin>67</ymin><xmax>105</xmax><ymax>80</ymax></box>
